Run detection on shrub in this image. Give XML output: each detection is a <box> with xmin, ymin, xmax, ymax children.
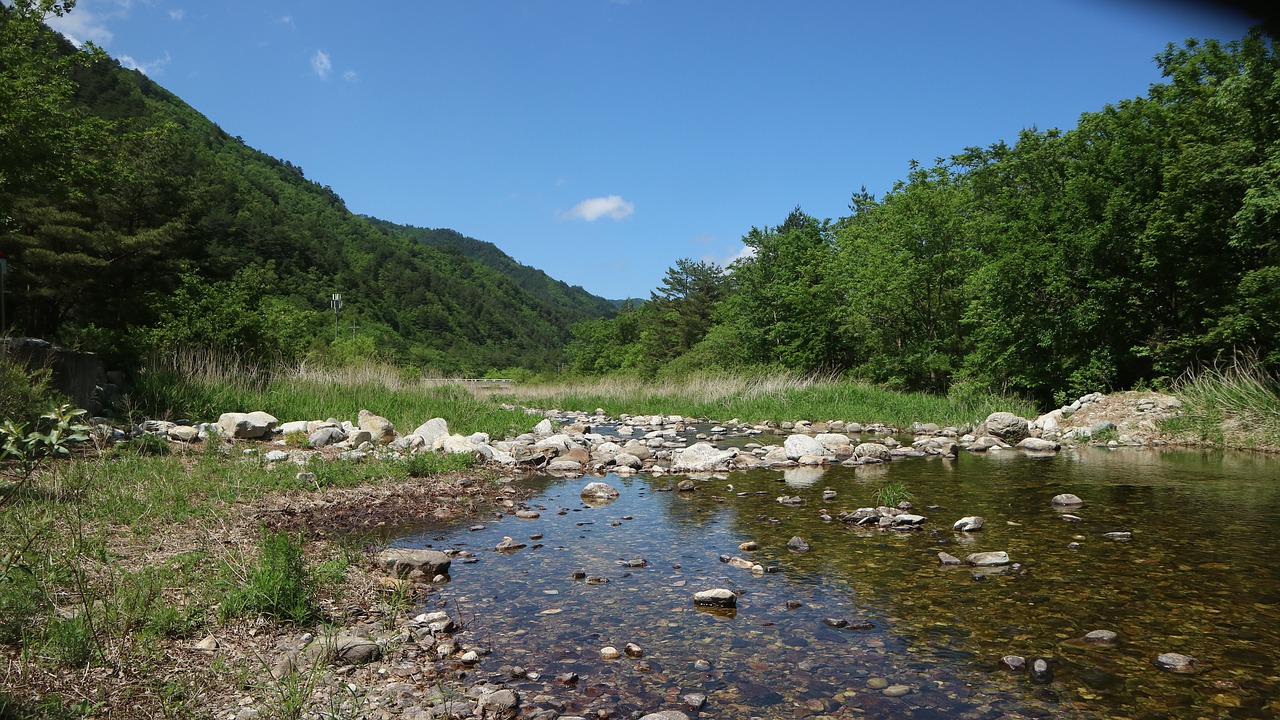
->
<box><xmin>0</xmin><ymin>355</ymin><xmax>55</xmax><ymax>425</ymax></box>
<box><xmin>220</xmin><ymin>532</ymin><xmax>316</xmax><ymax>625</ymax></box>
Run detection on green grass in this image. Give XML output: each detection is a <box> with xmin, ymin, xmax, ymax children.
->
<box><xmin>220</xmin><ymin>531</ymin><xmax>318</xmax><ymax>625</ymax></box>
<box><xmin>498</xmin><ymin>372</ymin><xmax>1036</xmax><ymax>429</ymax></box>
<box><xmin>129</xmin><ymin>352</ymin><xmax>533</xmax><ymax>439</ymax></box>
<box><xmin>1167</xmin><ymin>362</ymin><xmax>1280</xmax><ymax>449</ymax></box>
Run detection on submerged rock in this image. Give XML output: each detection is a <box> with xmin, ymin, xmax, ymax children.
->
<box><xmin>966</xmin><ymin>551</ymin><xmax>1010</xmax><ymax>566</ymax></box>
<box><xmin>1000</xmin><ymin>655</ymin><xmax>1026</xmax><ymax>672</ymax></box>
<box><xmin>1052</xmin><ymin>493</ymin><xmax>1085</xmax><ymax>506</ymax></box>
<box><xmin>1154</xmin><ymin>652</ymin><xmax>1201</xmax><ymax>674</ymax></box>
<box><xmin>1030</xmin><ymin>657</ymin><xmax>1053</xmax><ymax>683</ymax></box>
<box><xmin>1083</xmin><ymin>629</ymin><xmax>1119</xmax><ymax>646</ymax></box>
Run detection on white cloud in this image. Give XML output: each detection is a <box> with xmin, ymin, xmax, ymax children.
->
<box><xmin>560</xmin><ymin>195</ymin><xmax>635</xmax><ymax>222</ymax></box>
<box><xmin>342</xmin><ymin>69</ymin><xmax>359</xmax><ymax>82</ymax></box>
<box><xmin>719</xmin><ymin>244</ymin><xmax>757</xmax><ymax>269</ymax></box>
<box><xmin>169</xmin><ymin>8</ymin><xmax>184</xmax><ymax>21</ymax></box>
<box><xmin>311</xmin><ymin>50</ymin><xmax>331</xmax><ymax>79</ymax></box>
<box><xmin>279</xmin><ymin>15</ymin><xmax>295</xmax><ymax>28</ymax></box>
<box><xmin>119</xmin><ymin>51</ymin><xmax>171</xmax><ymax>76</ymax></box>
<box><xmin>45</xmin><ymin>5</ymin><xmax>114</xmax><ymax>47</ymax></box>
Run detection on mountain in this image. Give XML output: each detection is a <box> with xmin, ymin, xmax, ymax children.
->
<box><xmin>367</xmin><ymin>219</ymin><xmax>625</xmax><ymax>316</ymax></box>
<box><xmin>0</xmin><ymin>7</ymin><xmax>614</xmax><ymax>374</ymax></box>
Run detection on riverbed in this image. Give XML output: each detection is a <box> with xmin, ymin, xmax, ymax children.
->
<box><xmin>390</xmin><ymin>446</ymin><xmax>1280</xmax><ymax>719</ymax></box>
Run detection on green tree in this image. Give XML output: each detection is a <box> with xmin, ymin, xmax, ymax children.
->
<box><xmin>728</xmin><ymin>207</ymin><xmax>845</xmax><ymax>370</ymax></box>
<box><xmin>836</xmin><ymin>162</ymin><xmax>985</xmax><ymax>392</ymax></box>
<box><xmin>642</xmin><ymin>258</ymin><xmax>728</xmax><ymax>363</ymax></box>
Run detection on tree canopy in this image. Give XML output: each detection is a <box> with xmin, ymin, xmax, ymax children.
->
<box><xmin>569</xmin><ymin>28</ymin><xmax>1280</xmax><ymax>408</ymax></box>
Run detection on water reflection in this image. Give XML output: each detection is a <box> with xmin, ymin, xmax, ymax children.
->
<box><xmin>393</xmin><ymin>448</ymin><xmax>1280</xmax><ymax>719</ymax></box>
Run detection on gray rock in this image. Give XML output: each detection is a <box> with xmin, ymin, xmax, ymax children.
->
<box><xmin>966</xmin><ymin>551</ymin><xmax>1010</xmax><ymax>566</ymax></box>
<box><xmin>263</xmin><ymin>450</ymin><xmax>290</xmax><ymax>463</ymax></box>
<box><xmin>883</xmin><ymin>684</ymin><xmax>911</xmax><ymax>697</ymax></box>
<box><xmin>477</xmin><ymin>688</ymin><xmax>519</xmax><ymax>720</ymax></box>
<box><xmin>438</xmin><ymin>434</ymin><xmax>478</xmax><ymax>454</ymax></box>
<box><xmin>308</xmin><ymin>426</ymin><xmax>345</xmax><ymax>447</ymax></box>
<box><xmin>853</xmin><ymin>442</ymin><xmax>892</xmax><ymax>461</ymax></box>
<box><xmin>680</xmin><ymin>693</ymin><xmax>706</xmax><ymax>709</ymax></box>
<box><xmin>331</xmin><ymin>636</ymin><xmax>381</xmax><ymax>664</ymax></box>
<box><xmin>1030</xmin><ymin>657</ymin><xmax>1053</xmax><ymax>682</ymax></box>
<box><xmin>953</xmin><ymin>516</ymin><xmax>984</xmax><ymax>532</ymax></box>
<box><xmin>377</xmin><ymin>548</ymin><xmax>452</xmax><ymax>577</ymax></box>
<box><xmin>786</xmin><ymin>536</ymin><xmax>810</xmax><ymax>552</ymax></box>
<box><xmin>1153</xmin><ymin>652</ymin><xmax>1200</xmax><ymax>674</ymax></box>
<box><xmin>999</xmin><ymin>655</ymin><xmax>1026</xmax><ymax>672</ymax></box>
<box><xmin>168</xmin><ymin>425</ymin><xmax>200</xmax><ymax>442</ymax></box>
<box><xmin>1051</xmin><ymin>493</ymin><xmax>1085</xmax><ymax>506</ymax></box>
<box><xmin>1017</xmin><ymin>437</ymin><xmax>1060</xmax><ymax>452</ymax></box>
<box><xmin>613</xmin><ymin>452</ymin><xmax>643</xmax><ymax>469</ymax></box>
<box><xmin>676</xmin><ymin>479</ymin><xmax>696</xmax><ymax>492</ymax></box>
<box><xmin>546</xmin><ymin>458</ymin><xmax>582</xmax><ymax>473</ymax></box>
<box><xmin>693</xmin><ymin>588</ymin><xmax>737</xmax><ymax>608</ymax></box>
<box><xmin>495</xmin><ymin>536</ymin><xmax>526</xmax><ymax>553</ymax></box>
<box><xmin>783</xmin><ymin>433</ymin><xmax>827</xmax><ymax>459</ymax></box>
<box><xmin>639</xmin><ymin>712</ymin><xmax>690</xmax><ymax>720</ymax></box>
<box><xmin>984</xmin><ymin>412</ymin><xmax>1029</xmax><ymax>441</ymax></box>
<box><xmin>938</xmin><ymin>552</ymin><xmax>963</xmax><ymax>565</ymax></box>
<box><xmin>357</xmin><ymin>409</ymin><xmax>396</xmax><ymax>443</ymax></box>
<box><xmin>670</xmin><ymin>442</ymin><xmax>738</xmax><ymax>471</ymax></box>
<box><xmin>1084</xmin><ymin>629</ymin><xmax>1119</xmax><ymax>646</ymax></box>
<box><xmin>216</xmin><ymin>411</ymin><xmax>278</xmax><ymax>439</ymax></box>
<box><xmin>410</xmin><ymin>417</ymin><xmax>450</xmax><ymax>447</ymax></box>
<box><xmin>1091</xmin><ymin>420</ymin><xmax>1118</xmax><ymax>434</ymax></box>
<box><xmin>580</xmin><ymin>481</ymin><xmax>620</xmax><ymax>500</ymax></box>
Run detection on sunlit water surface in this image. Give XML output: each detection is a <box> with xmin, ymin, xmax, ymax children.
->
<box><xmin>391</xmin><ymin>447</ymin><xmax>1280</xmax><ymax>719</ymax></box>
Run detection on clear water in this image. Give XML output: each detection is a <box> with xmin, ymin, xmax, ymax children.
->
<box><xmin>392</xmin><ymin>446</ymin><xmax>1280</xmax><ymax>719</ymax></box>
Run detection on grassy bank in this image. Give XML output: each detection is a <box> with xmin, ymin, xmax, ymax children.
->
<box><xmin>496</xmin><ymin>373</ymin><xmax>1038</xmax><ymax>429</ymax></box>
<box><xmin>0</xmin><ymin>440</ymin><xmax>484</xmax><ymax>719</ymax></box>
<box><xmin>129</xmin><ymin>351</ymin><xmax>532</xmax><ymax>438</ymax></box>
<box><xmin>1164</xmin><ymin>363</ymin><xmax>1280</xmax><ymax>450</ymax></box>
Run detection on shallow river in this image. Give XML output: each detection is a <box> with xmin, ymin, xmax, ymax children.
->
<box><xmin>392</xmin><ymin>446</ymin><xmax>1280</xmax><ymax>719</ymax></box>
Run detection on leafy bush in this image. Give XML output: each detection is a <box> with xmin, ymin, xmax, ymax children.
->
<box><xmin>220</xmin><ymin>531</ymin><xmax>316</xmax><ymax>624</ymax></box>
<box><xmin>0</xmin><ymin>356</ymin><xmax>55</xmax><ymax>425</ymax></box>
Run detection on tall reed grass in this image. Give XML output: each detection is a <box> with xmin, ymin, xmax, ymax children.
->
<box><xmin>130</xmin><ymin>349</ymin><xmax>531</xmax><ymax>439</ymax></box>
<box><xmin>1170</xmin><ymin>362</ymin><xmax>1280</xmax><ymax>449</ymax></box>
<box><xmin>497</xmin><ymin>372</ymin><xmax>1036</xmax><ymax>428</ymax></box>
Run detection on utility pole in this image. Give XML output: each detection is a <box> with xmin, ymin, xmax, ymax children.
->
<box><xmin>330</xmin><ymin>293</ymin><xmax>342</xmax><ymax>341</ymax></box>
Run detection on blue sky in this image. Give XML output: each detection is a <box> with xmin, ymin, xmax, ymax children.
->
<box><xmin>48</xmin><ymin>0</ymin><xmax>1257</xmax><ymax>300</ymax></box>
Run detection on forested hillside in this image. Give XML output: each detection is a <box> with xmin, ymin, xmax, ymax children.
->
<box><xmin>366</xmin><ymin>218</ymin><xmax>625</xmax><ymax>320</ymax></box>
<box><xmin>0</xmin><ymin>2</ymin><xmax>612</xmax><ymax>374</ymax></box>
<box><xmin>570</xmin><ymin>28</ymin><xmax>1280</xmax><ymax>408</ymax></box>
